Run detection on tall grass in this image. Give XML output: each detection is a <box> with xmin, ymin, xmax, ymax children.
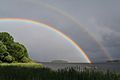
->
<box><xmin>0</xmin><ymin>63</ymin><xmax>119</xmax><ymax>80</ymax></box>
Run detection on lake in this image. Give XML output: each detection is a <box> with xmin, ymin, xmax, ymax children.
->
<box><xmin>40</xmin><ymin>62</ymin><xmax>120</xmax><ymax>72</ymax></box>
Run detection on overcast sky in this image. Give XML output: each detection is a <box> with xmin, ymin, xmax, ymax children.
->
<box><xmin>0</xmin><ymin>0</ymin><xmax>120</xmax><ymax>62</ymax></box>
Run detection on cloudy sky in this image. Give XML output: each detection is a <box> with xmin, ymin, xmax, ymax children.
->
<box><xmin>0</xmin><ymin>0</ymin><xmax>120</xmax><ymax>62</ymax></box>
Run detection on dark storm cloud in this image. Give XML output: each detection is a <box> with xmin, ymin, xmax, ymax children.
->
<box><xmin>86</xmin><ymin>5</ymin><xmax>120</xmax><ymax>60</ymax></box>
<box><xmin>85</xmin><ymin>16</ymin><xmax>120</xmax><ymax>61</ymax></box>
<box><xmin>102</xmin><ymin>33</ymin><xmax>120</xmax><ymax>59</ymax></box>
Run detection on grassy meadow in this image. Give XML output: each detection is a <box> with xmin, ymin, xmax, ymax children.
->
<box><xmin>0</xmin><ymin>63</ymin><xmax>43</xmax><ymax>68</ymax></box>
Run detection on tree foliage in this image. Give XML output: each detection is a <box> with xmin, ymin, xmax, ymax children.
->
<box><xmin>0</xmin><ymin>32</ymin><xmax>31</xmax><ymax>63</ymax></box>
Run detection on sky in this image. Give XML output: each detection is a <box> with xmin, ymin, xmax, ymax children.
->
<box><xmin>0</xmin><ymin>0</ymin><xmax>120</xmax><ymax>62</ymax></box>
<box><xmin>0</xmin><ymin>20</ymin><xmax>88</xmax><ymax>63</ymax></box>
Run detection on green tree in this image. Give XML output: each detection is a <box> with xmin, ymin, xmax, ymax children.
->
<box><xmin>0</xmin><ymin>32</ymin><xmax>31</xmax><ymax>63</ymax></box>
<box><xmin>3</xmin><ymin>55</ymin><xmax>13</xmax><ymax>63</ymax></box>
<box><xmin>0</xmin><ymin>32</ymin><xmax>14</xmax><ymax>45</ymax></box>
<box><xmin>7</xmin><ymin>42</ymin><xmax>29</xmax><ymax>61</ymax></box>
<box><xmin>0</xmin><ymin>41</ymin><xmax>7</xmax><ymax>53</ymax></box>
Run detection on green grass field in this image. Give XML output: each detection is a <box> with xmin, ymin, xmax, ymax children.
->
<box><xmin>0</xmin><ymin>63</ymin><xmax>43</xmax><ymax>68</ymax></box>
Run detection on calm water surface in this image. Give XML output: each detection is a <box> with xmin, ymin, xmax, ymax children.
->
<box><xmin>40</xmin><ymin>62</ymin><xmax>120</xmax><ymax>72</ymax></box>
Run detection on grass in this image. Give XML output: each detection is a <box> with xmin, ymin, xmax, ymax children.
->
<box><xmin>0</xmin><ymin>63</ymin><xmax>43</xmax><ymax>68</ymax></box>
<box><xmin>0</xmin><ymin>63</ymin><xmax>119</xmax><ymax>80</ymax></box>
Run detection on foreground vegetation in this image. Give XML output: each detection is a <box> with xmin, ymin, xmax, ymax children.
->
<box><xmin>0</xmin><ymin>64</ymin><xmax>119</xmax><ymax>80</ymax></box>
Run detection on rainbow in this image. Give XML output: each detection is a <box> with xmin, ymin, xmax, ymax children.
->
<box><xmin>30</xmin><ymin>1</ymin><xmax>112</xmax><ymax>60</ymax></box>
<box><xmin>0</xmin><ymin>18</ymin><xmax>91</xmax><ymax>63</ymax></box>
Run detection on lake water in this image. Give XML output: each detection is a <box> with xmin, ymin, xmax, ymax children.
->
<box><xmin>40</xmin><ymin>62</ymin><xmax>120</xmax><ymax>72</ymax></box>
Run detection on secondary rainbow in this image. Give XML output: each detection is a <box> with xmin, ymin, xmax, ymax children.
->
<box><xmin>33</xmin><ymin>2</ymin><xmax>112</xmax><ymax>60</ymax></box>
<box><xmin>0</xmin><ymin>18</ymin><xmax>91</xmax><ymax>63</ymax></box>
